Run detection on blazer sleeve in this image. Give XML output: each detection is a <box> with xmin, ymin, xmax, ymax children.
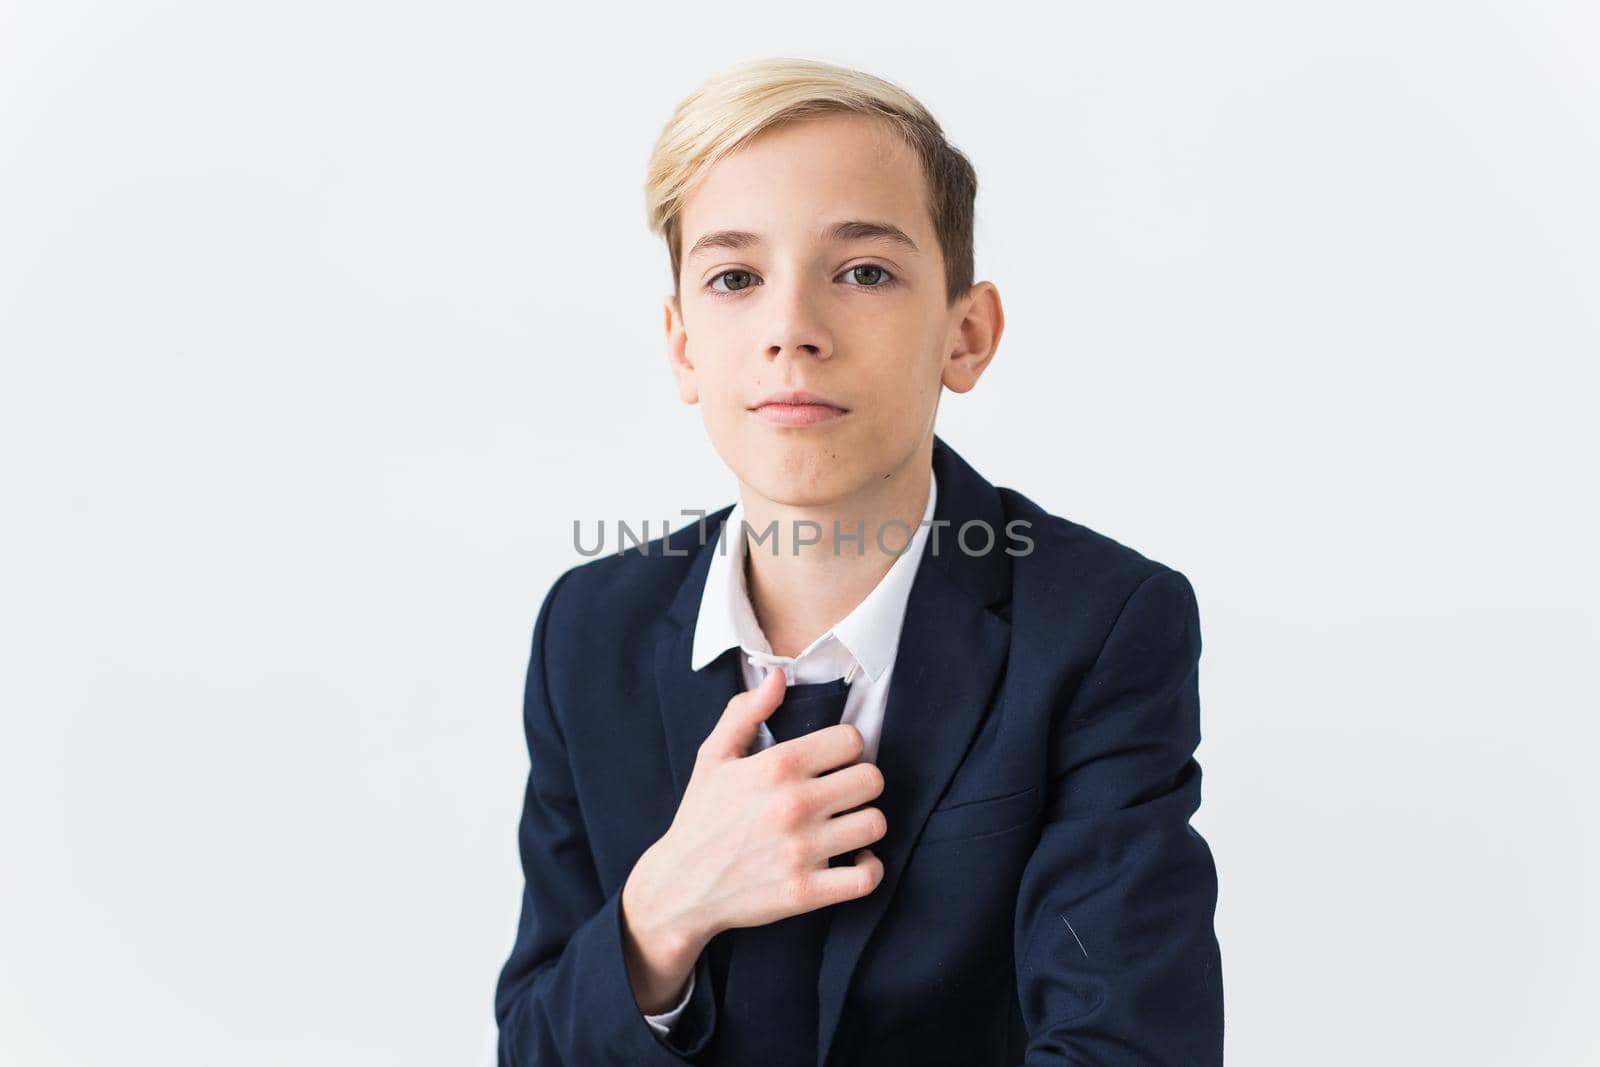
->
<box><xmin>493</xmin><ymin>567</ymin><xmax>720</xmax><ymax>1065</ymax></box>
<box><xmin>1011</xmin><ymin>567</ymin><xmax>1224</xmax><ymax>1065</ymax></box>
<box><xmin>642</xmin><ymin>967</ymin><xmax>697</xmax><ymax>1036</ymax></box>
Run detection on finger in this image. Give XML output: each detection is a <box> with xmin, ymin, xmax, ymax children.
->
<box><xmin>703</xmin><ymin>667</ymin><xmax>786</xmax><ymax>761</ymax></box>
<box><xmin>767</xmin><ymin>721</ymin><xmax>867</xmax><ymax>779</ymax></box>
<box><xmin>815</xmin><ymin>807</ymin><xmax>888</xmax><ymax>862</ymax></box>
<box><xmin>804</xmin><ymin>848</ymin><xmax>883</xmax><ymax>909</ymax></box>
<box><xmin>799</xmin><ymin>759</ymin><xmax>883</xmax><ymax>817</ymax></box>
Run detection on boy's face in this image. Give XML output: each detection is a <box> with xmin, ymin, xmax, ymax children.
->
<box><xmin>664</xmin><ymin>112</ymin><xmax>999</xmax><ymax>512</ymax></box>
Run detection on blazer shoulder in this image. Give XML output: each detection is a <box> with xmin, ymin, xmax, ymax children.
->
<box><xmin>989</xmin><ymin>485</ymin><xmax>1201</xmax><ymax>694</ymax></box>
<box><xmin>536</xmin><ymin>502</ymin><xmax>733</xmax><ymax>640</ymax></box>
<box><xmin>996</xmin><ymin>484</ymin><xmax>1192</xmax><ymax>611</ymax></box>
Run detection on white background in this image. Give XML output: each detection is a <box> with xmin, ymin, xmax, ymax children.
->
<box><xmin>4</xmin><ymin>2</ymin><xmax>1596</xmax><ymax>1064</ymax></box>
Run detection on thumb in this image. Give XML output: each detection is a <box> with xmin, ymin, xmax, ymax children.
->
<box><xmin>706</xmin><ymin>666</ymin><xmax>787</xmax><ymax>761</ymax></box>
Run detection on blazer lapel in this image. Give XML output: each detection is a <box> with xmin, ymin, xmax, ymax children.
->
<box><xmin>651</xmin><ymin>436</ymin><xmax>1013</xmax><ymax>1067</ymax></box>
<box><xmin>656</xmin><ymin>501</ymin><xmax>744</xmax><ymax>801</ymax></box>
<box><xmin>815</xmin><ymin>437</ymin><xmax>1012</xmax><ymax>1067</ymax></box>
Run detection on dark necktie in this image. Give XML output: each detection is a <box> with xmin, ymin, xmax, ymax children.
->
<box><xmin>710</xmin><ymin>674</ymin><xmax>855</xmax><ymax>1067</ymax></box>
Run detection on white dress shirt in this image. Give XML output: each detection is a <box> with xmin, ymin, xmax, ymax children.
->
<box><xmin>642</xmin><ymin>468</ymin><xmax>939</xmax><ymax>1037</ymax></box>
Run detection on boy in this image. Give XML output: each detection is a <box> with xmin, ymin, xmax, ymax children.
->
<box><xmin>494</xmin><ymin>57</ymin><xmax>1223</xmax><ymax>1066</ymax></box>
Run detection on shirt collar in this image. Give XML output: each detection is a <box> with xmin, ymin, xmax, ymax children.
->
<box><xmin>690</xmin><ymin>467</ymin><xmax>938</xmax><ymax>684</ymax></box>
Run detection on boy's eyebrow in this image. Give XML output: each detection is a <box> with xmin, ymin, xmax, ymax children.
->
<box><xmin>686</xmin><ymin>219</ymin><xmax>921</xmax><ymax>263</ymax></box>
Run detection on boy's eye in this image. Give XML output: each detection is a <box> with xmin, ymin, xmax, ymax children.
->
<box><xmin>843</xmin><ymin>264</ymin><xmax>890</xmax><ymax>287</ymax></box>
<box><xmin>704</xmin><ymin>263</ymin><xmax>897</xmax><ymax>296</ymax></box>
<box><xmin>709</xmin><ymin>269</ymin><xmax>756</xmax><ymax>293</ymax></box>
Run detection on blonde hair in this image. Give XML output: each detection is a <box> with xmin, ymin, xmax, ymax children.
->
<box><xmin>644</xmin><ymin>57</ymin><xmax>978</xmax><ymax>307</ymax></box>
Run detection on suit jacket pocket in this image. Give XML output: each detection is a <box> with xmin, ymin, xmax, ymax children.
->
<box><xmin>918</xmin><ymin>784</ymin><xmax>1039</xmax><ymax>845</ymax></box>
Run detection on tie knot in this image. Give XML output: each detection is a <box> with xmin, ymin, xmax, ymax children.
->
<box><xmin>766</xmin><ymin>675</ymin><xmax>853</xmax><ymax>744</ymax></box>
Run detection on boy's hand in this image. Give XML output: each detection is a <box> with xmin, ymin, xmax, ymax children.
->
<box><xmin>620</xmin><ymin>668</ymin><xmax>887</xmax><ymax>1007</ymax></box>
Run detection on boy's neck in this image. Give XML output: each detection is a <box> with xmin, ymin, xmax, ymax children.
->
<box><xmin>737</xmin><ymin>442</ymin><xmax>933</xmax><ymax>660</ymax></box>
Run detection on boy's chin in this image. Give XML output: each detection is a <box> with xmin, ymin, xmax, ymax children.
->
<box><xmin>734</xmin><ymin>453</ymin><xmax>867</xmax><ymax>510</ymax></box>
<box><xmin>706</xmin><ymin>417</ymin><xmax>886</xmax><ymax>503</ymax></box>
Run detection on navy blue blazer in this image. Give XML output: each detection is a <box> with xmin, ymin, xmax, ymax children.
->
<box><xmin>495</xmin><ymin>434</ymin><xmax>1223</xmax><ymax>1066</ymax></box>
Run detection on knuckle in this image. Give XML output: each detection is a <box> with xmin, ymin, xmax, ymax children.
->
<box><xmin>783</xmin><ymin>870</ymin><xmax>811</xmax><ymax>910</ymax></box>
<box><xmin>772</xmin><ymin>790</ymin><xmax>809</xmax><ymax>828</ymax></box>
<box><xmin>768</xmin><ymin>748</ymin><xmax>802</xmax><ymax>782</ymax></box>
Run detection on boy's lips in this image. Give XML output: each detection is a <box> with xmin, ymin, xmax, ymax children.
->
<box><xmin>749</xmin><ymin>389</ymin><xmax>850</xmax><ymax>427</ymax></box>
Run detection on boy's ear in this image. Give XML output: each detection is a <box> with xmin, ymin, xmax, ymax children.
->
<box><xmin>663</xmin><ymin>293</ymin><xmax>699</xmax><ymax>404</ymax></box>
<box><xmin>941</xmin><ymin>281</ymin><xmax>1005</xmax><ymax>395</ymax></box>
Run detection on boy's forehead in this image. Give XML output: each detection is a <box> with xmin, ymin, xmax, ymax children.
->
<box><xmin>680</xmin><ymin>115</ymin><xmax>932</xmax><ymax>253</ymax></box>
